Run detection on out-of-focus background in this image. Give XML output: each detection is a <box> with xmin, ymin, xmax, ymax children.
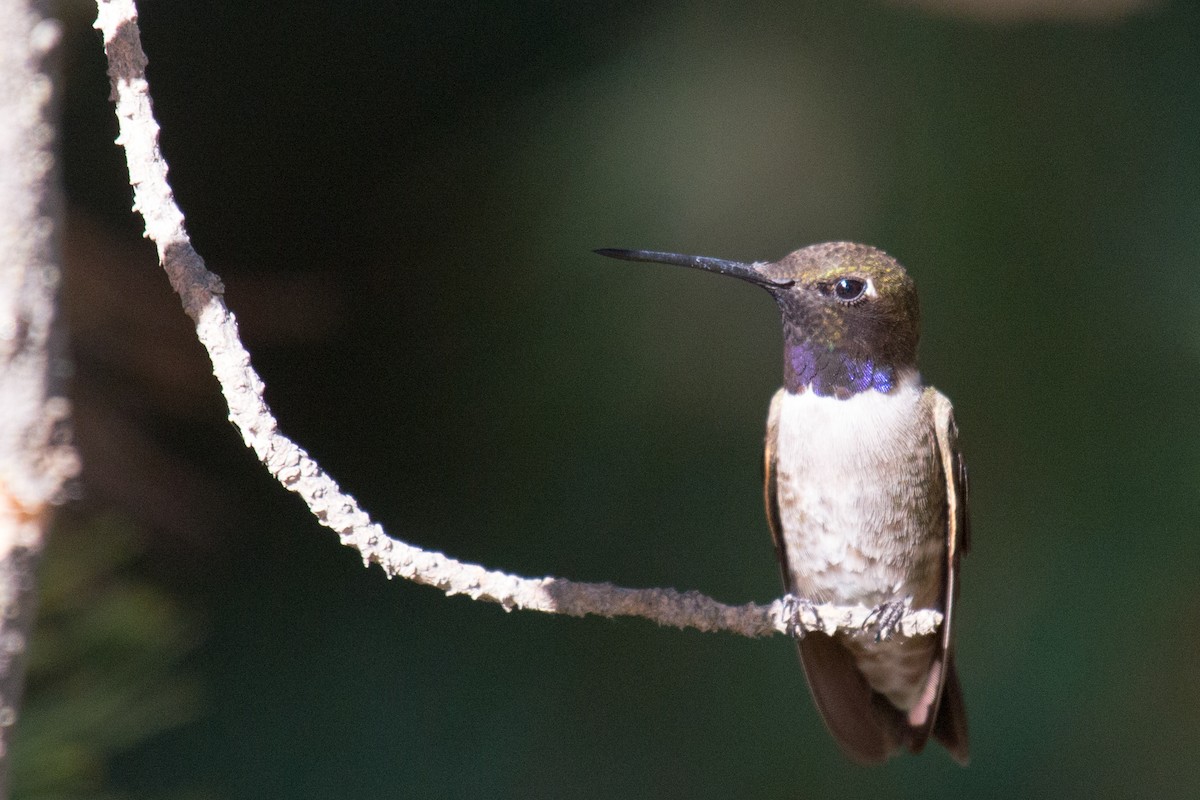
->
<box><xmin>22</xmin><ymin>0</ymin><xmax>1200</xmax><ymax>797</ymax></box>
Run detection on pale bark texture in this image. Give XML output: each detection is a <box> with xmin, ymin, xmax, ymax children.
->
<box><xmin>0</xmin><ymin>0</ymin><xmax>76</xmax><ymax>794</ymax></box>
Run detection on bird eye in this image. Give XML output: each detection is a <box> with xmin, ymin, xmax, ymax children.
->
<box><xmin>833</xmin><ymin>277</ymin><xmax>867</xmax><ymax>303</ymax></box>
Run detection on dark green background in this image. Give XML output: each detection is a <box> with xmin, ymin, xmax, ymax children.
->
<box><xmin>39</xmin><ymin>0</ymin><xmax>1200</xmax><ymax>797</ymax></box>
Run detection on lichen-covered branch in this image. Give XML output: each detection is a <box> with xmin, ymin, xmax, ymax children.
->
<box><xmin>93</xmin><ymin>0</ymin><xmax>943</xmax><ymax>643</ymax></box>
<box><xmin>0</xmin><ymin>0</ymin><xmax>77</xmax><ymax>791</ymax></box>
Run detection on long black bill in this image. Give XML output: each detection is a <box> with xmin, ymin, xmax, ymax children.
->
<box><xmin>594</xmin><ymin>248</ymin><xmax>789</xmax><ymax>288</ymax></box>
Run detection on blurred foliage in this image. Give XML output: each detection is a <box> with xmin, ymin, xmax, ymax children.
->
<box><xmin>41</xmin><ymin>0</ymin><xmax>1200</xmax><ymax>798</ymax></box>
<box><xmin>12</xmin><ymin>513</ymin><xmax>204</xmax><ymax>799</ymax></box>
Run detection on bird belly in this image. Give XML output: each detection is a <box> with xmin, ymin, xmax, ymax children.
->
<box><xmin>773</xmin><ymin>385</ymin><xmax>946</xmax><ymax>710</ymax></box>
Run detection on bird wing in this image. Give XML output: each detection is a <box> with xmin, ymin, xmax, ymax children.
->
<box><xmin>914</xmin><ymin>387</ymin><xmax>970</xmax><ymax>763</ymax></box>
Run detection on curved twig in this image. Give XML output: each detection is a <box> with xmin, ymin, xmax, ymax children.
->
<box><xmin>93</xmin><ymin>0</ymin><xmax>943</xmax><ymax>642</ymax></box>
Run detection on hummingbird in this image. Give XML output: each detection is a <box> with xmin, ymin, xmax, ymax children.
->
<box><xmin>596</xmin><ymin>242</ymin><xmax>969</xmax><ymax>765</ymax></box>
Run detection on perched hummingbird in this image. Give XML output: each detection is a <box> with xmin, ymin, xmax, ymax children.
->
<box><xmin>597</xmin><ymin>242</ymin><xmax>969</xmax><ymax>765</ymax></box>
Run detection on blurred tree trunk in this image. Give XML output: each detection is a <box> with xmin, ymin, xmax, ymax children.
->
<box><xmin>0</xmin><ymin>1</ymin><xmax>75</xmax><ymax>795</ymax></box>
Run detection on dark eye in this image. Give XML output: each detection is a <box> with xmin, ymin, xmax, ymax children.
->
<box><xmin>833</xmin><ymin>277</ymin><xmax>867</xmax><ymax>302</ymax></box>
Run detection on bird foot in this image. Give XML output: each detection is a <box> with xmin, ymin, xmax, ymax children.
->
<box><xmin>781</xmin><ymin>594</ymin><xmax>822</xmax><ymax>639</ymax></box>
<box><xmin>863</xmin><ymin>597</ymin><xmax>912</xmax><ymax>642</ymax></box>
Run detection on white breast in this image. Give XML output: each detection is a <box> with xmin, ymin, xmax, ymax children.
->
<box><xmin>773</xmin><ymin>375</ymin><xmax>945</xmax><ymax>608</ymax></box>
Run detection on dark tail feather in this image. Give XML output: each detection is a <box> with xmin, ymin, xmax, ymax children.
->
<box><xmin>932</xmin><ymin>656</ymin><xmax>970</xmax><ymax>765</ymax></box>
<box><xmin>797</xmin><ymin>633</ymin><xmax>906</xmax><ymax>765</ymax></box>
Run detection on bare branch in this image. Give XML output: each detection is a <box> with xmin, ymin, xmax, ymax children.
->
<box><xmin>0</xmin><ymin>0</ymin><xmax>76</xmax><ymax>789</ymax></box>
<box><xmin>93</xmin><ymin>0</ymin><xmax>943</xmax><ymax>642</ymax></box>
